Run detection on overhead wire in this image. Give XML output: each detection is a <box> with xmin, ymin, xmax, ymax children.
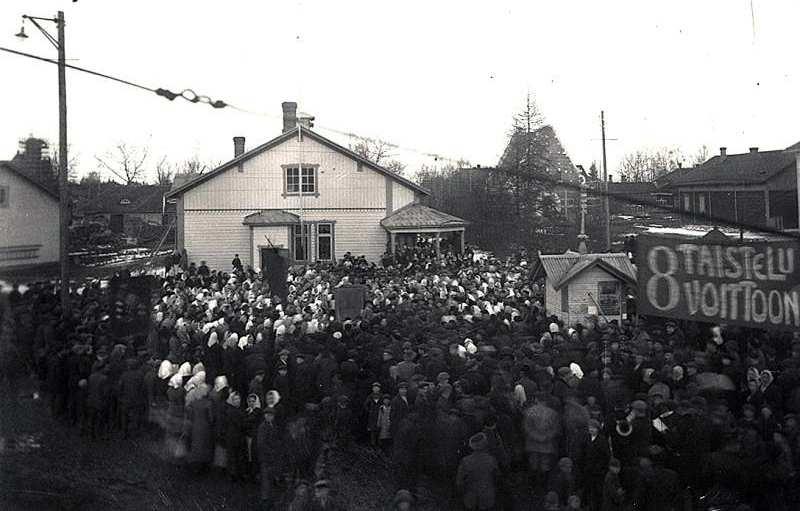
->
<box><xmin>2</xmin><ymin>44</ymin><xmax>798</xmax><ymax>241</ymax></box>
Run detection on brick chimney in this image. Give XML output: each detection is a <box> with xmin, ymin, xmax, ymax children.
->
<box><xmin>719</xmin><ymin>147</ymin><xmax>727</xmax><ymax>158</ymax></box>
<box><xmin>282</xmin><ymin>102</ymin><xmax>298</xmax><ymax>133</ymax></box>
<box><xmin>749</xmin><ymin>147</ymin><xmax>759</xmax><ymax>153</ymax></box>
<box><xmin>233</xmin><ymin>136</ymin><xmax>245</xmax><ymax>157</ymax></box>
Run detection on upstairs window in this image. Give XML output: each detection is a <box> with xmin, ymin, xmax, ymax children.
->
<box><xmin>284</xmin><ymin>165</ymin><xmax>317</xmax><ymax>195</ymax></box>
<box><xmin>0</xmin><ymin>186</ymin><xmax>8</xmax><ymax>208</ymax></box>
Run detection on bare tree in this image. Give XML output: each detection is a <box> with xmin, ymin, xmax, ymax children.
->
<box><xmin>155</xmin><ymin>156</ymin><xmax>175</xmax><ymax>186</ymax></box>
<box><xmin>692</xmin><ymin>145</ymin><xmax>710</xmax><ymax>166</ymax></box>
<box><xmin>95</xmin><ymin>143</ymin><xmax>149</xmax><ymax>185</ymax></box>
<box><xmin>351</xmin><ymin>138</ymin><xmax>406</xmax><ymax>175</ymax></box>
<box><xmin>618</xmin><ymin>147</ymin><xmax>686</xmax><ymax>182</ymax></box>
<box><xmin>179</xmin><ymin>155</ymin><xmax>219</xmax><ymax>176</ymax></box>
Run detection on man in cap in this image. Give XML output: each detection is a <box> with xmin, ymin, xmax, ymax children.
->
<box><xmin>456</xmin><ymin>432</ymin><xmax>499</xmax><ymax>511</ymax></box>
<box><xmin>364</xmin><ymin>382</ymin><xmax>383</xmax><ymax>447</ymax></box>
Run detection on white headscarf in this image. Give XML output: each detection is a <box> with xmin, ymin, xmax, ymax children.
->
<box><xmin>177</xmin><ymin>362</ymin><xmax>192</xmax><ymax>378</ymax></box>
<box><xmin>168</xmin><ymin>372</ymin><xmax>184</xmax><ymax>389</ymax></box>
<box><xmin>185</xmin><ymin>371</ymin><xmax>206</xmax><ymax>392</ymax></box>
<box><xmin>158</xmin><ymin>360</ymin><xmax>177</xmax><ymax>380</ymax></box>
<box><xmin>207</xmin><ymin>331</ymin><xmax>219</xmax><ymax>348</ymax></box>
<box><xmin>192</xmin><ymin>362</ymin><xmax>205</xmax><ymax>375</ymax></box>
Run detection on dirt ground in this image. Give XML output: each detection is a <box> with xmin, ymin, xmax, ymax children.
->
<box><xmin>0</xmin><ymin>379</ymin><xmax>500</xmax><ymax>511</ymax></box>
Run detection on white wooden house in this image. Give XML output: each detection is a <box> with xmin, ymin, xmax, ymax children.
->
<box><xmin>166</xmin><ymin>102</ymin><xmax>467</xmax><ymax>271</ymax></box>
<box><xmin>535</xmin><ymin>251</ymin><xmax>637</xmax><ymax>325</ymax></box>
<box><xmin>0</xmin><ymin>161</ymin><xmax>60</xmax><ymax>270</ymax></box>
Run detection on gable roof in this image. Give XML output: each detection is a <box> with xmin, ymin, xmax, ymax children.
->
<box><xmin>381</xmin><ymin>202</ymin><xmax>467</xmax><ymax>230</ymax></box>
<box><xmin>243</xmin><ymin>210</ymin><xmax>300</xmax><ymax>226</ymax></box>
<box><xmin>670</xmin><ymin>149</ymin><xmax>795</xmax><ymax>186</ymax></box>
<box><xmin>537</xmin><ymin>251</ymin><xmax>636</xmax><ymax>290</ymax></box>
<box><xmin>785</xmin><ymin>141</ymin><xmax>800</xmax><ymax>153</ymax></box>
<box><xmin>0</xmin><ymin>160</ymin><xmax>59</xmax><ymax>200</ymax></box>
<box><xmin>166</xmin><ymin>127</ymin><xmax>430</xmax><ymax>198</ymax></box>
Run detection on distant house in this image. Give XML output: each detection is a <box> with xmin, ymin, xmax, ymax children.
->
<box><xmin>0</xmin><ymin>161</ymin><xmax>60</xmax><ymax>270</ymax></box>
<box><xmin>535</xmin><ymin>251</ymin><xmax>637</xmax><ymax>325</ymax></box>
<box><xmin>607</xmin><ymin>181</ymin><xmax>656</xmax><ymax>214</ymax></box>
<box><xmin>665</xmin><ymin>145</ymin><xmax>799</xmax><ymax>230</ymax></box>
<box><xmin>72</xmin><ymin>182</ymin><xmax>174</xmax><ymax>234</ymax></box>
<box><xmin>166</xmin><ymin>102</ymin><xmax>466</xmax><ymax>270</ymax></box>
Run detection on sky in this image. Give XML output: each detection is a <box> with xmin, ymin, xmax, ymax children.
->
<box><xmin>1</xmin><ymin>0</ymin><xmax>797</xmax><ymax>183</ymax></box>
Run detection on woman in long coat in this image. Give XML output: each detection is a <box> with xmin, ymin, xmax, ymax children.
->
<box><xmin>223</xmin><ymin>391</ymin><xmax>246</xmax><ymax>481</ymax></box>
<box><xmin>186</xmin><ymin>383</ymin><xmax>215</xmax><ymax>473</ymax></box>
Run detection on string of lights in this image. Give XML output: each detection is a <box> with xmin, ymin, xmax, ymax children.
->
<box><xmin>2</xmin><ymin>44</ymin><xmax>798</xmax><ymax>240</ymax></box>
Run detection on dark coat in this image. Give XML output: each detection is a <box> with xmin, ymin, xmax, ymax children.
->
<box><xmin>118</xmin><ymin>368</ymin><xmax>145</xmax><ymax>407</ymax></box>
<box><xmin>87</xmin><ymin>371</ymin><xmax>111</xmax><ymax>410</ymax></box>
<box><xmin>602</xmin><ymin>471</ymin><xmax>625</xmax><ymax>511</ymax></box>
<box><xmin>256</xmin><ymin>420</ymin><xmax>284</xmax><ymax>471</ymax></box>
<box><xmin>584</xmin><ymin>433</ymin><xmax>611</xmax><ymax>480</ymax></box>
<box><xmin>389</xmin><ymin>395</ymin><xmax>411</xmax><ymax>437</ymax></box>
<box><xmin>456</xmin><ymin>450</ymin><xmax>499</xmax><ymax>510</ymax></box>
<box><xmin>186</xmin><ymin>397</ymin><xmax>215</xmax><ymax>464</ymax></box>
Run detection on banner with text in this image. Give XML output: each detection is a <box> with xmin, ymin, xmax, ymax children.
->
<box><xmin>637</xmin><ymin>233</ymin><xmax>800</xmax><ymax>330</ymax></box>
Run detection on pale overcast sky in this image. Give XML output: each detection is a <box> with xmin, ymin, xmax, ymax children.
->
<box><xmin>1</xmin><ymin>0</ymin><xmax>797</xmax><ymax>182</ymax></box>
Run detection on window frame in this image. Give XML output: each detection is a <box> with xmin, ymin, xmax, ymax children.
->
<box><xmin>316</xmin><ymin>222</ymin><xmax>334</xmax><ymax>261</ymax></box>
<box><xmin>282</xmin><ymin>164</ymin><xmax>320</xmax><ymax>197</ymax></box>
<box><xmin>291</xmin><ymin>223</ymin><xmax>312</xmax><ymax>263</ymax></box>
<box><xmin>0</xmin><ymin>185</ymin><xmax>8</xmax><ymax>208</ymax></box>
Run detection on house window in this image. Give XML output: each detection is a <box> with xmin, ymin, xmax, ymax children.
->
<box><xmin>292</xmin><ymin>224</ymin><xmax>312</xmax><ymax>262</ymax></box>
<box><xmin>683</xmin><ymin>194</ymin><xmax>691</xmax><ymax>212</ymax></box>
<box><xmin>597</xmin><ymin>281</ymin><xmax>621</xmax><ymax>315</ymax></box>
<box><xmin>317</xmin><ymin>223</ymin><xmax>333</xmax><ymax>261</ymax></box>
<box><xmin>698</xmin><ymin>194</ymin><xmax>706</xmax><ymax>214</ymax></box>
<box><xmin>561</xmin><ymin>285</ymin><xmax>569</xmax><ymax>313</ymax></box>
<box><xmin>0</xmin><ymin>186</ymin><xmax>8</xmax><ymax>208</ymax></box>
<box><xmin>284</xmin><ymin>166</ymin><xmax>317</xmax><ymax>195</ymax></box>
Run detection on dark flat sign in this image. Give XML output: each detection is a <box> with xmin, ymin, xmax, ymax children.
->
<box><xmin>335</xmin><ymin>285</ymin><xmax>367</xmax><ymax>322</ymax></box>
<box><xmin>637</xmin><ymin>233</ymin><xmax>800</xmax><ymax>330</ymax></box>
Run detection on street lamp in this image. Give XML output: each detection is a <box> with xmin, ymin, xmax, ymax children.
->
<box><xmin>16</xmin><ymin>11</ymin><xmax>70</xmax><ymax>315</ymax></box>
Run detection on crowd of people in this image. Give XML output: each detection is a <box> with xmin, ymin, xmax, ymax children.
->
<box><xmin>2</xmin><ymin>241</ymin><xmax>800</xmax><ymax>511</ymax></box>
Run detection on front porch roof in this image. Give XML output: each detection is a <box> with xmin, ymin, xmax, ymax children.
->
<box><xmin>243</xmin><ymin>209</ymin><xmax>300</xmax><ymax>226</ymax></box>
<box><xmin>381</xmin><ymin>203</ymin><xmax>467</xmax><ymax>231</ymax></box>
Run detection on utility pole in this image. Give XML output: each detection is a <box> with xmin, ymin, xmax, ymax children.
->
<box><xmin>57</xmin><ymin>11</ymin><xmax>70</xmax><ymax>314</ymax></box>
<box><xmin>601</xmin><ymin>111</ymin><xmax>611</xmax><ymax>251</ymax></box>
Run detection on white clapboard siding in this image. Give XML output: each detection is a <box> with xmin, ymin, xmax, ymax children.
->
<box><xmin>184</xmin><ymin>210</ymin><xmax>254</xmax><ymax>269</ymax></box>
<box><xmin>393</xmin><ymin>180</ymin><xmax>416</xmax><ymax>212</ymax></box>
<box><xmin>295</xmin><ymin>209</ymin><xmax>387</xmax><ymax>263</ymax></box>
<box><xmin>0</xmin><ymin>166</ymin><xmax>60</xmax><ymax>268</ymax></box>
<box><xmin>546</xmin><ymin>266</ymin><xmax>623</xmax><ymax>324</ymax></box>
<box><xmin>184</xmin><ymin>136</ymin><xmax>389</xmax><ymax>211</ymax></box>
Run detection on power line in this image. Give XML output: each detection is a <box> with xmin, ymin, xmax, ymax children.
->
<box><xmin>3</xmin><ymin>44</ymin><xmax>797</xmax><ymax>240</ymax></box>
<box><xmin>1</xmin><ymin>45</ymin><xmax>468</xmax><ymax>166</ymax></box>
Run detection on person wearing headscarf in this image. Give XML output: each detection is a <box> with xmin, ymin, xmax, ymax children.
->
<box><xmin>209</xmin><ymin>375</ymin><xmax>231</xmax><ymax>470</ymax></box>
<box><xmin>244</xmin><ymin>393</ymin><xmax>263</xmax><ymax>478</ymax></box>
<box><xmin>185</xmin><ymin>382</ymin><xmax>214</xmax><ymax>473</ymax></box>
<box><xmin>264</xmin><ymin>389</ymin><xmax>287</xmax><ymax>430</ymax></box>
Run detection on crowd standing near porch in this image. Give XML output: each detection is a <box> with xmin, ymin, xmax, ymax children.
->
<box><xmin>2</xmin><ymin>241</ymin><xmax>800</xmax><ymax>510</ymax></box>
